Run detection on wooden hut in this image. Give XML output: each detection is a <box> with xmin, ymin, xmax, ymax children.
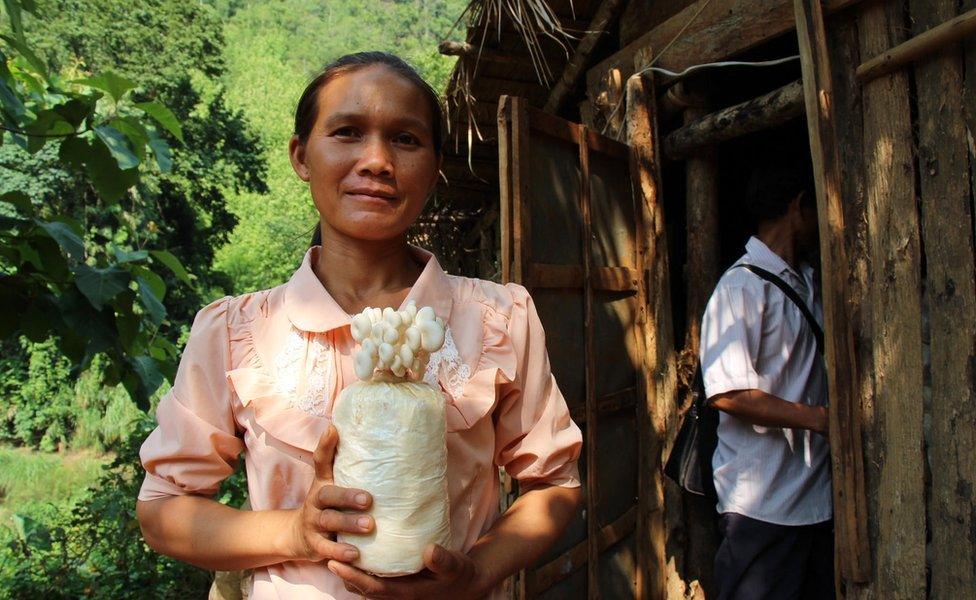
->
<box><xmin>431</xmin><ymin>0</ymin><xmax>976</xmax><ymax>598</ymax></box>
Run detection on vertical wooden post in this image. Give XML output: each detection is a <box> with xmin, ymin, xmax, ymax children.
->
<box><xmin>680</xmin><ymin>88</ymin><xmax>720</xmax><ymax>599</ymax></box>
<box><xmin>627</xmin><ymin>69</ymin><xmax>674</xmax><ymax>600</ymax></box>
<box><xmin>498</xmin><ymin>96</ymin><xmax>514</xmax><ymax>283</ymax></box>
<box><xmin>851</xmin><ymin>0</ymin><xmax>927</xmax><ymax>596</ymax></box>
<box><xmin>579</xmin><ymin>125</ymin><xmax>601</xmax><ymax>600</ymax></box>
<box><xmin>793</xmin><ymin>0</ymin><xmax>872</xmax><ymax>585</ymax></box>
<box><xmin>910</xmin><ymin>0</ymin><xmax>976</xmax><ymax>595</ymax></box>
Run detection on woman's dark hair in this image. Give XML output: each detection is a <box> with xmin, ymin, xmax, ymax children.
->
<box><xmin>744</xmin><ymin>157</ymin><xmax>815</xmax><ymax>223</ymax></box>
<box><xmin>294</xmin><ymin>51</ymin><xmax>445</xmax><ymax>154</ymax></box>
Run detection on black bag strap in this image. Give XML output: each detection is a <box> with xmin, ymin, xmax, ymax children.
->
<box><xmin>731</xmin><ymin>263</ymin><xmax>825</xmax><ymax>355</ymax></box>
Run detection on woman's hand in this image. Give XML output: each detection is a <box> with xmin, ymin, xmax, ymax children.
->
<box><xmin>327</xmin><ymin>543</ymin><xmax>486</xmax><ymax>599</ymax></box>
<box><xmin>289</xmin><ymin>425</ymin><xmax>374</xmax><ymax>563</ymax></box>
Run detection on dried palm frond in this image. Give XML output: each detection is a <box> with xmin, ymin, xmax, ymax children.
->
<box><xmin>441</xmin><ymin>0</ymin><xmax>576</xmax><ymax>174</ymax></box>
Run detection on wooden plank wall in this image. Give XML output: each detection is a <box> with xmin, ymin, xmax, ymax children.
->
<box><xmin>910</xmin><ymin>0</ymin><xmax>976</xmax><ymax>596</ymax></box>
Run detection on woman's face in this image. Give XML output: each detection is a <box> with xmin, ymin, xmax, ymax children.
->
<box><xmin>290</xmin><ymin>65</ymin><xmax>441</xmax><ymax>242</ymax></box>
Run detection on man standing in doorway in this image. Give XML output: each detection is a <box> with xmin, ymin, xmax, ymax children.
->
<box><xmin>699</xmin><ymin>160</ymin><xmax>833</xmax><ymax>600</ymax></box>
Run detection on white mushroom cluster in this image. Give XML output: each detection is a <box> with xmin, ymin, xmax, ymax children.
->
<box><xmin>350</xmin><ymin>300</ymin><xmax>446</xmax><ymax>381</ymax></box>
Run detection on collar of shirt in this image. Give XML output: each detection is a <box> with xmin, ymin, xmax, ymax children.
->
<box><xmin>743</xmin><ymin>236</ymin><xmax>816</xmax><ymax>295</ymax></box>
<box><xmin>283</xmin><ymin>245</ymin><xmax>454</xmax><ymax>333</ymax></box>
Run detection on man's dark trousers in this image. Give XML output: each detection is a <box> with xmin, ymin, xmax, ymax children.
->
<box><xmin>714</xmin><ymin>513</ymin><xmax>834</xmax><ymax>600</ymax></box>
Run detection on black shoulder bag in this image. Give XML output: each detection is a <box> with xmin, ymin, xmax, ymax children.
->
<box><xmin>663</xmin><ymin>263</ymin><xmax>825</xmax><ymax>499</ymax></box>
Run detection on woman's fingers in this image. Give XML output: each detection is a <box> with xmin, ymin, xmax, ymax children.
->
<box><xmin>318</xmin><ymin>509</ymin><xmax>373</xmax><ymax>535</ymax></box>
<box><xmin>315</xmin><ymin>484</ymin><xmax>372</xmax><ymax>511</ymax></box>
<box><xmin>308</xmin><ymin>534</ymin><xmax>361</xmax><ymax>563</ymax></box>
<box><xmin>312</xmin><ymin>425</ymin><xmax>339</xmax><ymax>483</ymax></box>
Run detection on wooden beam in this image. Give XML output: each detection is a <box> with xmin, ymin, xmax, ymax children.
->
<box><xmin>570</xmin><ymin>386</ymin><xmax>639</xmax><ymax>426</ymax></box>
<box><xmin>528</xmin><ymin>506</ymin><xmax>638</xmax><ymax>594</ymax></box>
<box><xmin>794</xmin><ymin>0</ymin><xmax>871</xmax><ymax>584</ymax></box>
<box><xmin>579</xmin><ymin>123</ymin><xmax>600</xmax><ymax>600</ymax></box>
<box><xmin>909</xmin><ymin>0</ymin><xmax>976</xmax><ymax>595</ymax></box>
<box><xmin>856</xmin><ymin>7</ymin><xmax>976</xmax><ymax>82</ymax></box>
<box><xmin>627</xmin><ymin>69</ymin><xmax>672</xmax><ymax>600</ymax></box>
<box><xmin>663</xmin><ymin>80</ymin><xmax>805</xmax><ymax>160</ymax></box>
<box><xmin>679</xmin><ymin>86</ymin><xmax>721</xmax><ymax>597</ymax></box>
<box><xmin>526</xmin><ymin>263</ymin><xmax>638</xmax><ymax>291</ymax></box>
<box><xmin>544</xmin><ymin>0</ymin><xmax>626</xmax><ymax>115</ymax></box>
<box><xmin>586</xmin><ymin>0</ymin><xmax>863</xmax><ymax>94</ymax></box>
<box><xmin>852</xmin><ymin>0</ymin><xmax>927</xmax><ymax>595</ymax></box>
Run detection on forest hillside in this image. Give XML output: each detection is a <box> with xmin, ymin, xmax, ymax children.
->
<box><xmin>0</xmin><ymin>1</ymin><xmax>464</xmax><ymax>596</ymax></box>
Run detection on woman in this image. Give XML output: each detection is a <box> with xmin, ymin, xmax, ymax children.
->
<box><xmin>136</xmin><ymin>52</ymin><xmax>582</xmax><ymax>599</ymax></box>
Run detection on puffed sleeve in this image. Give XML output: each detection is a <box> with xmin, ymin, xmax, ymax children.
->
<box><xmin>138</xmin><ymin>297</ymin><xmax>245</xmax><ymax>501</ymax></box>
<box><xmin>493</xmin><ymin>284</ymin><xmax>582</xmax><ymax>491</ymax></box>
<box><xmin>700</xmin><ymin>281</ymin><xmax>771</xmax><ymax>399</ymax></box>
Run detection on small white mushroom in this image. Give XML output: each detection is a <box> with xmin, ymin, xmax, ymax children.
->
<box><xmin>378</xmin><ymin>342</ymin><xmax>396</xmax><ymax>365</ymax></box>
<box><xmin>351</xmin><ymin>313</ymin><xmax>372</xmax><ymax>342</ymax></box>
<box><xmin>418</xmin><ymin>319</ymin><xmax>445</xmax><ymax>352</ymax></box>
<box><xmin>361</xmin><ymin>338</ymin><xmax>378</xmax><ymax>358</ymax></box>
<box><xmin>370</xmin><ymin>307</ymin><xmax>383</xmax><ymax>323</ymax></box>
<box><xmin>399</xmin><ymin>344</ymin><xmax>414</xmax><ymax>365</ymax></box>
<box><xmin>354</xmin><ymin>351</ymin><xmax>377</xmax><ymax>381</ymax></box>
<box><xmin>371</xmin><ymin>321</ymin><xmax>387</xmax><ymax>341</ymax></box>
<box><xmin>416</xmin><ymin>306</ymin><xmax>436</xmax><ymax>323</ymax></box>
<box><xmin>391</xmin><ymin>355</ymin><xmax>406</xmax><ymax>377</ymax></box>
<box><xmin>404</xmin><ymin>326</ymin><xmax>422</xmax><ymax>352</ymax></box>
<box><xmin>411</xmin><ymin>357</ymin><xmax>422</xmax><ymax>373</ymax></box>
<box><xmin>382</xmin><ymin>327</ymin><xmax>399</xmax><ymax>344</ymax></box>
<box><xmin>404</xmin><ymin>301</ymin><xmax>418</xmax><ymax>320</ymax></box>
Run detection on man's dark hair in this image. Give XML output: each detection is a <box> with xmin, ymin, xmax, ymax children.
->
<box><xmin>744</xmin><ymin>158</ymin><xmax>816</xmax><ymax>223</ymax></box>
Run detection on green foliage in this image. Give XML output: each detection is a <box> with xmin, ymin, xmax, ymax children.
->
<box><xmin>0</xmin><ymin>417</ymin><xmax>220</xmax><ymax>599</ymax></box>
<box><xmin>0</xmin><ymin>340</ymin><xmax>144</xmax><ymax>451</ymax></box>
<box><xmin>0</xmin><ymin>0</ymin><xmax>196</xmax><ymax>407</ymax></box>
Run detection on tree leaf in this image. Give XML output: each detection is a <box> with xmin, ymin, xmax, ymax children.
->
<box><xmin>112</xmin><ymin>116</ymin><xmax>148</xmax><ymax>161</ymax></box>
<box><xmin>0</xmin><ymin>34</ymin><xmax>47</xmax><ymax>78</ymax></box>
<box><xmin>134</xmin><ymin>100</ymin><xmax>183</xmax><ymax>142</ymax></box>
<box><xmin>131</xmin><ymin>354</ymin><xmax>164</xmax><ymax>400</ymax></box>
<box><xmin>111</xmin><ymin>247</ymin><xmax>149</xmax><ymax>263</ymax></box>
<box><xmin>136</xmin><ymin>276</ymin><xmax>165</xmax><ymax>325</ymax></box>
<box><xmin>149</xmin><ymin>249</ymin><xmax>192</xmax><ymax>285</ymax></box>
<box><xmin>73</xmin><ymin>264</ymin><xmax>129</xmax><ymax>310</ymax></box>
<box><xmin>146</xmin><ymin>126</ymin><xmax>172</xmax><ymax>172</ymax></box>
<box><xmin>35</xmin><ymin>219</ymin><xmax>84</xmax><ymax>260</ymax></box>
<box><xmin>12</xmin><ymin>513</ymin><xmax>52</xmax><ymax>551</ymax></box>
<box><xmin>94</xmin><ymin>125</ymin><xmax>140</xmax><ymax>170</ymax></box>
<box><xmin>1</xmin><ymin>190</ymin><xmax>32</xmax><ymax>215</ymax></box>
<box><xmin>73</xmin><ymin>71</ymin><xmax>136</xmax><ymax>102</ymax></box>
<box><xmin>0</xmin><ymin>77</ymin><xmax>26</xmax><ymax>118</ymax></box>
<box><xmin>132</xmin><ymin>264</ymin><xmax>165</xmax><ymax>300</ymax></box>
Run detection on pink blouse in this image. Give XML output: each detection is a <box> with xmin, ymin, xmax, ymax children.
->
<box><xmin>138</xmin><ymin>245</ymin><xmax>582</xmax><ymax>599</ymax></box>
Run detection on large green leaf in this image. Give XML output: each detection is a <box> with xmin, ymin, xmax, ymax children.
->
<box><xmin>12</xmin><ymin>513</ymin><xmax>52</xmax><ymax>551</ymax></box>
<box><xmin>112</xmin><ymin>247</ymin><xmax>149</xmax><ymax>263</ymax></box>
<box><xmin>74</xmin><ymin>71</ymin><xmax>136</xmax><ymax>102</ymax></box>
<box><xmin>73</xmin><ymin>264</ymin><xmax>129</xmax><ymax>310</ymax></box>
<box><xmin>150</xmin><ymin>249</ymin><xmax>192</xmax><ymax>285</ymax></box>
<box><xmin>35</xmin><ymin>219</ymin><xmax>84</xmax><ymax>260</ymax></box>
<box><xmin>0</xmin><ymin>34</ymin><xmax>47</xmax><ymax>78</ymax></box>
<box><xmin>146</xmin><ymin>126</ymin><xmax>173</xmax><ymax>172</ymax></box>
<box><xmin>112</xmin><ymin>116</ymin><xmax>148</xmax><ymax>161</ymax></box>
<box><xmin>130</xmin><ymin>354</ymin><xmax>164</xmax><ymax>406</ymax></box>
<box><xmin>137</xmin><ymin>276</ymin><xmax>165</xmax><ymax>325</ymax></box>
<box><xmin>95</xmin><ymin>125</ymin><xmax>140</xmax><ymax>170</ymax></box>
<box><xmin>0</xmin><ymin>77</ymin><xmax>26</xmax><ymax>119</ymax></box>
<box><xmin>135</xmin><ymin>100</ymin><xmax>184</xmax><ymax>142</ymax></box>
<box><xmin>1</xmin><ymin>190</ymin><xmax>32</xmax><ymax>214</ymax></box>
<box><xmin>132</xmin><ymin>264</ymin><xmax>165</xmax><ymax>299</ymax></box>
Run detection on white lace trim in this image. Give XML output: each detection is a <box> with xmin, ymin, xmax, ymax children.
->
<box><xmin>424</xmin><ymin>328</ymin><xmax>471</xmax><ymax>399</ymax></box>
<box><xmin>274</xmin><ymin>327</ymin><xmax>334</xmax><ymax>417</ymax></box>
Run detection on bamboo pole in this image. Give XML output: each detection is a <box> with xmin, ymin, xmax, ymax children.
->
<box><xmin>856</xmin><ymin>7</ymin><xmax>976</xmax><ymax>82</ymax></box>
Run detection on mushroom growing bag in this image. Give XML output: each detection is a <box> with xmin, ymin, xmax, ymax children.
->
<box><xmin>332</xmin><ymin>302</ymin><xmax>452</xmax><ymax>576</ymax></box>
